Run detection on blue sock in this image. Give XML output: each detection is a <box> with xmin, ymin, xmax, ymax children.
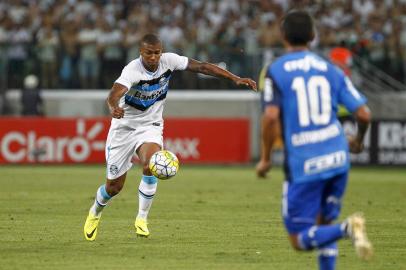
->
<box><xmin>90</xmin><ymin>184</ymin><xmax>113</xmax><ymax>216</ymax></box>
<box><xmin>318</xmin><ymin>242</ymin><xmax>337</xmax><ymax>270</ymax></box>
<box><xmin>298</xmin><ymin>224</ymin><xmax>345</xmax><ymax>250</ymax></box>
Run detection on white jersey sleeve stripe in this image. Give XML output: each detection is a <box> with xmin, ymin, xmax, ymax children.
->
<box><xmin>344</xmin><ymin>77</ymin><xmax>361</xmax><ymax>99</ymax></box>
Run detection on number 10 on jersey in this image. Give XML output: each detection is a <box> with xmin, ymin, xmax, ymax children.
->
<box><xmin>292</xmin><ymin>76</ymin><xmax>332</xmax><ymax>127</ymax></box>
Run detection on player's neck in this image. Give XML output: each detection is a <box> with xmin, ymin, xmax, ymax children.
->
<box><xmin>287</xmin><ymin>45</ymin><xmax>309</xmax><ymax>52</ymax></box>
<box><xmin>141</xmin><ymin>58</ymin><xmax>158</xmax><ymax>73</ymax></box>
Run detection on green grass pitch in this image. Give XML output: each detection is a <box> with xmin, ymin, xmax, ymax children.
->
<box><xmin>1</xmin><ymin>165</ymin><xmax>405</xmax><ymax>270</ymax></box>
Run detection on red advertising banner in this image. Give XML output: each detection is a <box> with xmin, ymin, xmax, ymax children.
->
<box><xmin>164</xmin><ymin>118</ymin><xmax>249</xmax><ymax>163</ymax></box>
<box><xmin>0</xmin><ymin>117</ymin><xmax>109</xmax><ymax>164</ymax></box>
<box><xmin>0</xmin><ymin>117</ymin><xmax>249</xmax><ymax>164</ymax></box>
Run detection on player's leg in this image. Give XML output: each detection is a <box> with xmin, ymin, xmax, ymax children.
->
<box><xmin>84</xmin><ymin>174</ymin><xmax>127</xmax><ymax>241</ymax></box>
<box><xmin>89</xmin><ymin>174</ymin><xmax>127</xmax><ymax>218</ymax></box>
<box><xmin>282</xmin><ymin>180</ymin><xmax>347</xmax><ymax>253</ymax></box>
<box><xmin>84</xmin><ymin>124</ymin><xmax>137</xmax><ymax>241</ymax></box>
<box><xmin>313</xmin><ymin>215</ymin><xmax>338</xmax><ymax>270</ymax></box>
<box><xmin>134</xmin><ymin>142</ymin><xmax>161</xmax><ymax>237</ymax></box>
<box><xmin>321</xmin><ymin>172</ymin><xmax>373</xmax><ymax>261</ymax></box>
<box><xmin>312</xmin><ymin>172</ymin><xmax>349</xmax><ymax>270</ymax></box>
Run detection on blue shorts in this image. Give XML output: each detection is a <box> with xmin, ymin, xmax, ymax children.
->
<box><xmin>282</xmin><ymin>172</ymin><xmax>348</xmax><ymax>234</ymax></box>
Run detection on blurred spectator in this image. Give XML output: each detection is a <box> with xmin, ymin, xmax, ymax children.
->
<box><xmin>0</xmin><ymin>0</ymin><xmax>404</xmax><ymax>89</ymax></box>
<box><xmin>158</xmin><ymin>20</ymin><xmax>185</xmax><ymax>54</ymax></box>
<box><xmin>364</xmin><ymin>14</ymin><xmax>387</xmax><ymax>68</ymax></box>
<box><xmin>228</xmin><ymin>26</ymin><xmax>245</xmax><ymax>76</ymax></box>
<box><xmin>7</xmin><ymin>21</ymin><xmax>32</xmax><ymax>89</ymax></box>
<box><xmin>329</xmin><ymin>42</ymin><xmax>353</xmax><ymax>76</ymax></box>
<box><xmin>21</xmin><ymin>74</ymin><xmax>43</xmax><ymax>116</ymax></box>
<box><xmin>0</xmin><ymin>15</ymin><xmax>8</xmax><ymax>114</ymax></box>
<box><xmin>124</xmin><ymin>23</ymin><xmax>143</xmax><ymax>63</ymax></box>
<box><xmin>388</xmin><ymin>18</ymin><xmax>404</xmax><ymax>81</ymax></box>
<box><xmin>59</xmin><ymin>19</ymin><xmax>78</xmax><ymax>88</ymax></box>
<box><xmin>243</xmin><ymin>17</ymin><xmax>261</xmax><ymax>77</ymax></box>
<box><xmin>353</xmin><ymin>0</ymin><xmax>376</xmax><ymax>24</ymax></box>
<box><xmin>98</xmin><ymin>19</ymin><xmax>123</xmax><ymax>89</ymax></box>
<box><xmin>0</xmin><ymin>16</ymin><xmax>8</xmax><ymax>92</ymax></box>
<box><xmin>77</xmin><ymin>20</ymin><xmax>100</xmax><ymax>89</ymax></box>
<box><xmin>258</xmin><ymin>19</ymin><xmax>281</xmax><ymax>49</ymax></box>
<box><xmin>36</xmin><ymin>21</ymin><xmax>59</xmax><ymax>88</ymax></box>
<box><xmin>397</xmin><ymin>20</ymin><xmax>406</xmax><ymax>83</ymax></box>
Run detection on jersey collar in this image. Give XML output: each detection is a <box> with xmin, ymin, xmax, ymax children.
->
<box><xmin>140</xmin><ymin>56</ymin><xmax>160</xmax><ymax>75</ymax></box>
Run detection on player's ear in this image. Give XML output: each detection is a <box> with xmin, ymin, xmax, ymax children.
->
<box><xmin>280</xmin><ymin>27</ymin><xmax>288</xmax><ymax>45</ymax></box>
<box><xmin>281</xmin><ymin>35</ymin><xmax>289</xmax><ymax>48</ymax></box>
<box><xmin>309</xmin><ymin>29</ymin><xmax>315</xmax><ymax>42</ymax></box>
<box><xmin>139</xmin><ymin>42</ymin><xmax>146</xmax><ymax>54</ymax></box>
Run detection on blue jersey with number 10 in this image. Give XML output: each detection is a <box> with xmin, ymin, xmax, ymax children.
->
<box><xmin>263</xmin><ymin>51</ymin><xmax>367</xmax><ymax>183</ymax></box>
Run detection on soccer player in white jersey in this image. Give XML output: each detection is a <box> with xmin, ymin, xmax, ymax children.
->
<box><xmin>84</xmin><ymin>34</ymin><xmax>257</xmax><ymax>241</ymax></box>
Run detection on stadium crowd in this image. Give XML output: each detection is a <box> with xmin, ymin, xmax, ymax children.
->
<box><xmin>0</xmin><ymin>0</ymin><xmax>405</xmax><ymax>90</ymax></box>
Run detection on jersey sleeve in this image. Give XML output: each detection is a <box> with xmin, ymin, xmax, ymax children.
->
<box><xmin>337</xmin><ymin>74</ymin><xmax>367</xmax><ymax>112</ymax></box>
<box><xmin>262</xmin><ymin>68</ymin><xmax>281</xmax><ymax>108</ymax></box>
<box><xmin>163</xmin><ymin>53</ymin><xmax>189</xmax><ymax>71</ymax></box>
<box><xmin>115</xmin><ymin>62</ymin><xmax>139</xmax><ymax>89</ymax></box>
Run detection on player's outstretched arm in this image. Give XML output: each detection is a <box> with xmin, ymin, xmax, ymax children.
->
<box><xmin>348</xmin><ymin>105</ymin><xmax>371</xmax><ymax>153</ymax></box>
<box><xmin>106</xmin><ymin>83</ymin><xmax>127</xmax><ymax>119</ymax></box>
<box><xmin>186</xmin><ymin>58</ymin><xmax>257</xmax><ymax>91</ymax></box>
<box><xmin>256</xmin><ymin>106</ymin><xmax>280</xmax><ymax>178</ymax></box>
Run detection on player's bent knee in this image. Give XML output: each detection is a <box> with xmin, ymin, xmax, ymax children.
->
<box><xmin>288</xmin><ymin>234</ymin><xmax>303</xmax><ymax>251</ymax></box>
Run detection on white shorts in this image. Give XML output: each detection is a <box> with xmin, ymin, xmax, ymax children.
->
<box><xmin>105</xmin><ymin>123</ymin><xmax>163</xmax><ymax>180</ymax></box>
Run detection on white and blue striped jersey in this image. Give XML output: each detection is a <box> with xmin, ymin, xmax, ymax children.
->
<box><xmin>263</xmin><ymin>51</ymin><xmax>367</xmax><ymax>183</ymax></box>
<box><xmin>114</xmin><ymin>52</ymin><xmax>188</xmax><ymax>128</ymax></box>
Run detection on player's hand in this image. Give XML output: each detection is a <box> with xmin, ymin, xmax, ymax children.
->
<box><xmin>234</xmin><ymin>77</ymin><xmax>257</xmax><ymax>91</ymax></box>
<box><xmin>256</xmin><ymin>159</ymin><xmax>272</xmax><ymax>178</ymax></box>
<box><xmin>109</xmin><ymin>106</ymin><xmax>125</xmax><ymax>119</ymax></box>
<box><xmin>347</xmin><ymin>135</ymin><xmax>364</xmax><ymax>153</ymax></box>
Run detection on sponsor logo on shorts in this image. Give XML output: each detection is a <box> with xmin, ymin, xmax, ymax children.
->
<box><xmin>109</xmin><ymin>164</ymin><xmax>119</xmax><ymax>176</ymax></box>
<box><xmin>152</xmin><ymin>122</ymin><xmax>161</xmax><ymax>126</ymax></box>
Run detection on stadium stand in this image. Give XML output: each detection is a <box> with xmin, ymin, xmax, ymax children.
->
<box><xmin>0</xmin><ymin>0</ymin><xmax>405</xmax><ymax>92</ymax></box>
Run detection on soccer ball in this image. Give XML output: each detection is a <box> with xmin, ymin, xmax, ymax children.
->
<box><xmin>149</xmin><ymin>150</ymin><xmax>179</xmax><ymax>180</ymax></box>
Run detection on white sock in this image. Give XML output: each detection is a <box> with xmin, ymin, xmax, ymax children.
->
<box><xmin>89</xmin><ymin>185</ymin><xmax>112</xmax><ymax>217</ymax></box>
<box><xmin>137</xmin><ymin>175</ymin><xmax>158</xmax><ymax>220</ymax></box>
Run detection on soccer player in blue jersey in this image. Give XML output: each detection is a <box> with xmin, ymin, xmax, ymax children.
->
<box><xmin>84</xmin><ymin>34</ymin><xmax>257</xmax><ymax>241</ymax></box>
<box><xmin>256</xmin><ymin>11</ymin><xmax>373</xmax><ymax>269</ymax></box>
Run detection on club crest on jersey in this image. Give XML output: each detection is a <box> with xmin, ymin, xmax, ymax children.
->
<box><xmin>159</xmin><ymin>77</ymin><xmax>166</xmax><ymax>86</ymax></box>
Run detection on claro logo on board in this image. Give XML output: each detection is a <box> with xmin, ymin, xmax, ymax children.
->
<box><xmin>0</xmin><ymin>120</ymin><xmax>105</xmax><ymax>162</ymax></box>
<box><xmin>0</xmin><ymin>117</ymin><xmax>249</xmax><ymax>164</ymax></box>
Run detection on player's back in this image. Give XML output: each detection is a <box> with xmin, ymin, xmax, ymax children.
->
<box><xmin>265</xmin><ymin>51</ymin><xmax>366</xmax><ymax>183</ymax></box>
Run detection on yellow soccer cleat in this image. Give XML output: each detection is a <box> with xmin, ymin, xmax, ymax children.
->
<box><xmin>84</xmin><ymin>212</ymin><xmax>100</xmax><ymax>241</ymax></box>
<box><xmin>135</xmin><ymin>218</ymin><xmax>150</xmax><ymax>237</ymax></box>
<box><xmin>346</xmin><ymin>213</ymin><xmax>373</xmax><ymax>260</ymax></box>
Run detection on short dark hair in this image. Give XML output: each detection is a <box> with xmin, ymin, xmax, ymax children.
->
<box><xmin>281</xmin><ymin>10</ymin><xmax>314</xmax><ymax>46</ymax></box>
<box><xmin>140</xmin><ymin>33</ymin><xmax>161</xmax><ymax>46</ymax></box>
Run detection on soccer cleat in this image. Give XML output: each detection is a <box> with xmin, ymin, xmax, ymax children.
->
<box><xmin>346</xmin><ymin>213</ymin><xmax>373</xmax><ymax>260</ymax></box>
<box><xmin>84</xmin><ymin>212</ymin><xmax>101</xmax><ymax>241</ymax></box>
<box><xmin>135</xmin><ymin>218</ymin><xmax>150</xmax><ymax>237</ymax></box>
